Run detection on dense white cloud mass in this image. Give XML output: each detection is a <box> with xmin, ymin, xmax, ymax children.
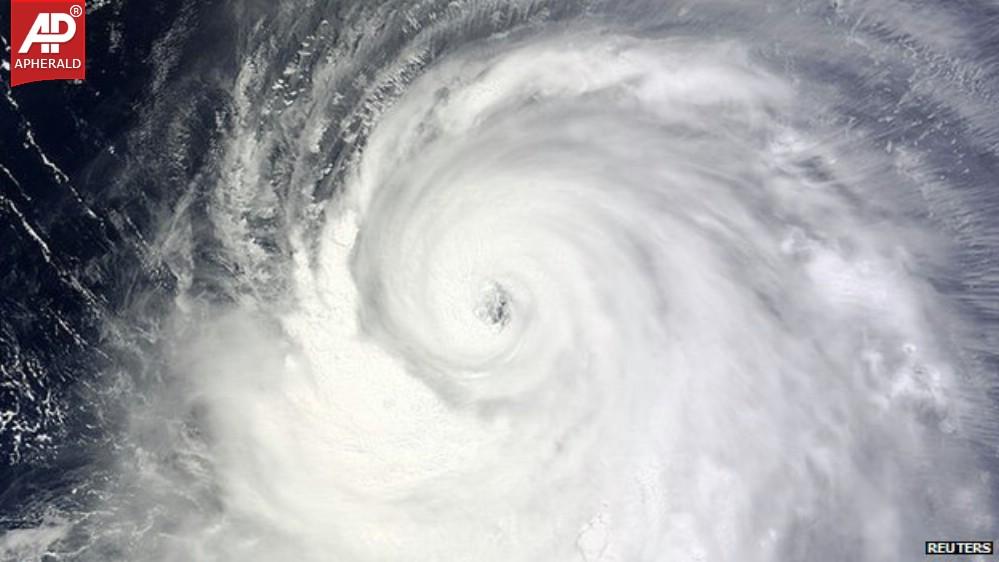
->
<box><xmin>18</xmin><ymin>1</ymin><xmax>999</xmax><ymax>561</ymax></box>
<box><xmin>174</xmin><ymin>27</ymin><xmax>995</xmax><ymax>562</ymax></box>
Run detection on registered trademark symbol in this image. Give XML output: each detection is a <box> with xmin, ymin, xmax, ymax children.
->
<box><xmin>70</xmin><ymin>5</ymin><xmax>83</xmax><ymax>17</ymax></box>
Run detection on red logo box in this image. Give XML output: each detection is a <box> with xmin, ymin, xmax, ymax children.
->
<box><xmin>10</xmin><ymin>0</ymin><xmax>86</xmax><ymax>87</ymax></box>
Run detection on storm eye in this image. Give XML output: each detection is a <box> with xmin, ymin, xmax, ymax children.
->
<box><xmin>475</xmin><ymin>282</ymin><xmax>512</xmax><ymax>332</ymax></box>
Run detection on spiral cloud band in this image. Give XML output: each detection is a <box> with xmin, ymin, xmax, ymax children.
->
<box><xmin>184</xmin><ymin>26</ymin><xmax>994</xmax><ymax>562</ymax></box>
<box><xmin>6</xmin><ymin>1</ymin><xmax>999</xmax><ymax>561</ymax></box>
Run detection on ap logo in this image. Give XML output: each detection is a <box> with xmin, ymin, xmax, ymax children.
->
<box><xmin>19</xmin><ymin>11</ymin><xmax>80</xmax><ymax>54</ymax></box>
<box><xmin>9</xmin><ymin>0</ymin><xmax>86</xmax><ymax>87</ymax></box>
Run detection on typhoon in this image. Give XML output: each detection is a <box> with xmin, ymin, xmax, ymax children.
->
<box><xmin>2</xmin><ymin>0</ymin><xmax>999</xmax><ymax>561</ymax></box>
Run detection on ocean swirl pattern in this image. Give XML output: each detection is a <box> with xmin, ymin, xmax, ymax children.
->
<box><xmin>190</xmin><ymin>26</ymin><xmax>995</xmax><ymax>562</ymax></box>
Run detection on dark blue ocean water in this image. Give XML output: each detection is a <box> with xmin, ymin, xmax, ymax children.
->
<box><xmin>0</xmin><ymin>0</ymin><xmax>228</xmax><ymax>536</ymax></box>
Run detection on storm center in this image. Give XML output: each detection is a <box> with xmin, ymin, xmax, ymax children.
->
<box><xmin>474</xmin><ymin>282</ymin><xmax>512</xmax><ymax>331</ymax></box>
